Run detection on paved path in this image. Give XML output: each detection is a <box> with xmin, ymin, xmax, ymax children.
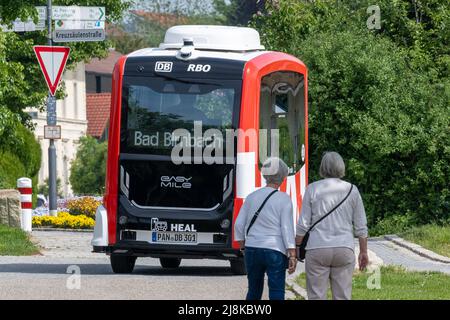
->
<box><xmin>367</xmin><ymin>238</ymin><xmax>450</xmax><ymax>274</ymax></box>
<box><xmin>30</xmin><ymin>230</ymin><xmax>100</xmax><ymax>259</ymax></box>
<box><xmin>0</xmin><ymin>230</ymin><xmax>264</xmax><ymax>300</ymax></box>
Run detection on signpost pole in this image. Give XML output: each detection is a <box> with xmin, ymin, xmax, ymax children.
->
<box><xmin>47</xmin><ymin>0</ymin><xmax>57</xmax><ymax>216</ymax></box>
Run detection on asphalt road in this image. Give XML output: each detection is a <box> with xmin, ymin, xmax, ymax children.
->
<box><xmin>0</xmin><ymin>231</ymin><xmax>265</xmax><ymax>300</ymax></box>
<box><xmin>0</xmin><ymin>256</ymin><xmax>256</xmax><ymax>299</ymax></box>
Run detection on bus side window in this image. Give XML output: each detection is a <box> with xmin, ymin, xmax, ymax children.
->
<box><xmin>259</xmin><ymin>71</ymin><xmax>305</xmax><ymax>175</ymax></box>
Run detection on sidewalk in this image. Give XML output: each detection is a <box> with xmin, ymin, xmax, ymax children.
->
<box><xmin>286</xmin><ymin>236</ymin><xmax>450</xmax><ymax>299</ymax></box>
<box><xmin>30</xmin><ymin>230</ymin><xmax>100</xmax><ymax>259</ymax></box>
<box><xmin>368</xmin><ymin>237</ymin><xmax>450</xmax><ymax>274</ymax></box>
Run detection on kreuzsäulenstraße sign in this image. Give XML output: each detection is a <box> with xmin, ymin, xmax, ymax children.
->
<box><xmin>53</xmin><ymin>29</ymin><xmax>105</xmax><ymax>42</ymax></box>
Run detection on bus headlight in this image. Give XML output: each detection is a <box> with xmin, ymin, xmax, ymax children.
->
<box><xmin>220</xmin><ymin>219</ymin><xmax>230</xmax><ymax>229</ymax></box>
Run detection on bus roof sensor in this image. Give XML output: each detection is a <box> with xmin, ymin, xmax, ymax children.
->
<box><xmin>160</xmin><ymin>25</ymin><xmax>265</xmax><ymax>52</ymax></box>
<box><xmin>179</xmin><ymin>37</ymin><xmax>195</xmax><ymax>59</ymax></box>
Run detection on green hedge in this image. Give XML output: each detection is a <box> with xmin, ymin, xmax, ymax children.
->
<box><xmin>0</xmin><ymin>124</ymin><xmax>41</xmax><ymax>204</ymax></box>
<box><xmin>0</xmin><ymin>151</ymin><xmax>26</xmax><ymax>189</ymax></box>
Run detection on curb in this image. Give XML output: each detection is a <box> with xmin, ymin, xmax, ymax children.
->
<box><xmin>32</xmin><ymin>228</ymin><xmax>94</xmax><ymax>233</ymax></box>
<box><xmin>286</xmin><ymin>269</ymin><xmax>308</xmax><ymax>300</ymax></box>
<box><xmin>384</xmin><ymin>234</ymin><xmax>450</xmax><ymax>264</ymax></box>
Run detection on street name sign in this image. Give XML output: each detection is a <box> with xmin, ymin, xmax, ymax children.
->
<box><xmin>33</xmin><ymin>46</ymin><xmax>71</xmax><ymax>96</ymax></box>
<box><xmin>53</xmin><ymin>29</ymin><xmax>105</xmax><ymax>42</ymax></box>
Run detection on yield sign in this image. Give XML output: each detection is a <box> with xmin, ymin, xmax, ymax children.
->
<box><xmin>33</xmin><ymin>46</ymin><xmax>70</xmax><ymax>96</ymax></box>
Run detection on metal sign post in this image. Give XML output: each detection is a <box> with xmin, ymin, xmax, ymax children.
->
<box><xmin>47</xmin><ymin>0</ymin><xmax>57</xmax><ymax>216</ymax></box>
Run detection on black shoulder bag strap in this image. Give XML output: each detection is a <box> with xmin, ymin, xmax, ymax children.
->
<box><xmin>297</xmin><ymin>184</ymin><xmax>353</xmax><ymax>262</ymax></box>
<box><xmin>246</xmin><ymin>189</ymin><xmax>278</xmax><ymax>236</ymax></box>
<box><xmin>308</xmin><ymin>184</ymin><xmax>354</xmax><ymax>232</ymax></box>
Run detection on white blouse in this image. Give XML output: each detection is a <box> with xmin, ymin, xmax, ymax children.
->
<box><xmin>296</xmin><ymin>178</ymin><xmax>368</xmax><ymax>251</ymax></box>
<box><xmin>234</xmin><ymin>187</ymin><xmax>296</xmax><ymax>256</ymax></box>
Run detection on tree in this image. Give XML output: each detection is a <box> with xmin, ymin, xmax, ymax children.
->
<box><xmin>37</xmin><ymin>178</ymin><xmax>63</xmax><ymax>198</ymax></box>
<box><xmin>110</xmin><ymin>1</ymin><xmax>223</xmax><ymax>53</ymax></box>
<box><xmin>213</xmin><ymin>0</ymin><xmax>265</xmax><ymax>26</ymax></box>
<box><xmin>252</xmin><ymin>0</ymin><xmax>450</xmax><ymax>230</ymax></box>
<box><xmin>70</xmin><ymin>136</ymin><xmax>107</xmax><ymax>195</ymax></box>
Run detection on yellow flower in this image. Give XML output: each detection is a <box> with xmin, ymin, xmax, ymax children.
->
<box><xmin>32</xmin><ymin>212</ymin><xmax>95</xmax><ymax>229</ymax></box>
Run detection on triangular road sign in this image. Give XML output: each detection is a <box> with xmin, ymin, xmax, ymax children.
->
<box><xmin>33</xmin><ymin>46</ymin><xmax>70</xmax><ymax>96</ymax></box>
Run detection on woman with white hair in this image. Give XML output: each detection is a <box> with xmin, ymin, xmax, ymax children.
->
<box><xmin>296</xmin><ymin>151</ymin><xmax>369</xmax><ymax>300</ymax></box>
<box><xmin>234</xmin><ymin>157</ymin><xmax>297</xmax><ymax>300</ymax></box>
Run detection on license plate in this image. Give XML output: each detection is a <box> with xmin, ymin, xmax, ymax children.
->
<box><xmin>151</xmin><ymin>231</ymin><xmax>197</xmax><ymax>244</ymax></box>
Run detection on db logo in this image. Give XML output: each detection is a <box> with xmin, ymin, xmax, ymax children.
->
<box><xmin>187</xmin><ymin>64</ymin><xmax>211</xmax><ymax>72</ymax></box>
<box><xmin>155</xmin><ymin>61</ymin><xmax>173</xmax><ymax>72</ymax></box>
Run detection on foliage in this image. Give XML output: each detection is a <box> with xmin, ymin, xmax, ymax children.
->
<box><xmin>7</xmin><ymin>124</ymin><xmax>41</xmax><ymax>179</ymax></box>
<box><xmin>253</xmin><ymin>0</ymin><xmax>450</xmax><ymax>229</ymax></box>
<box><xmin>0</xmin><ymin>151</ymin><xmax>25</xmax><ymax>189</ymax></box>
<box><xmin>111</xmin><ymin>7</ymin><xmax>223</xmax><ymax>54</ymax></box>
<box><xmin>32</xmin><ymin>211</ymin><xmax>95</xmax><ymax>229</ymax></box>
<box><xmin>296</xmin><ymin>265</ymin><xmax>450</xmax><ymax>300</ymax></box>
<box><xmin>69</xmin><ymin>136</ymin><xmax>107</xmax><ymax>195</ymax></box>
<box><xmin>213</xmin><ymin>0</ymin><xmax>265</xmax><ymax>26</ymax></box>
<box><xmin>0</xmin><ymin>224</ymin><xmax>39</xmax><ymax>256</ymax></box>
<box><xmin>401</xmin><ymin>224</ymin><xmax>450</xmax><ymax>257</ymax></box>
<box><xmin>369</xmin><ymin>214</ymin><xmax>416</xmax><ymax>236</ymax></box>
<box><xmin>0</xmin><ymin>122</ymin><xmax>41</xmax><ymax>206</ymax></box>
<box><xmin>67</xmin><ymin>196</ymin><xmax>101</xmax><ymax>218</ymax></box>
<box><xmin>37</xmin><ymin>178</ymin><xmax>63</xmax><ymax>198</ymax></box>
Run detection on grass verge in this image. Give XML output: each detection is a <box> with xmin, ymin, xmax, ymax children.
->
<box><xmin>400</xmin><ymin>224</ymin><xmax>450</xmax><ymax>258</ymax></box>
<box><xmin>0</xmin><ymin>224</ymin><xmax>40</xmax><ymax>256</ymax></box>
<box><xmin>296</xmin><ymin>266</ymin><xmax>450</xmax><ymax>300</ymax></box>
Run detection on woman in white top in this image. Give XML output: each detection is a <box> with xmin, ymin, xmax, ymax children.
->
<box><xmin>296</xmin><ymin>151</ymin><xmax>369</xmax><ymax>300</ymax></box>
<box><xmin>234</xmin><ymin>157</ymin><xmax>297</xmax><ymax>300</ymax></box>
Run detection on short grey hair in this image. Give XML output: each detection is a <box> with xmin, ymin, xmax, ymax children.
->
<box><xmin>319</xmin><ymin>151</ymin><xmax>345</xmax><ymax>178</ymax></box>
<box><xmin>261</xmin><ymin>157</ymin><xmax>289</xmax><ymax>185</ymax></box>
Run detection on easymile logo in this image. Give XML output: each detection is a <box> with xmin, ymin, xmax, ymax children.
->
<box><xmin>155</xmin><ymin>61</ymin><xmax>173</xmax><ymax>72</ymax></box>
<box><xmin>160</xmin><ymin>176</ymin><xmax>192</xmax><ymax>189</ymax></box>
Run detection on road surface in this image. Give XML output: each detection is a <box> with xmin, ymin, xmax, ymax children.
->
<box><xmin>0</xmin><ymin>231</ymin><xmax>264</xmax><ymax>300</ymax></box>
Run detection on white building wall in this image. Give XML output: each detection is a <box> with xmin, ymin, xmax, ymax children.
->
<box><xmin>29</xmin><ymin>62</ymin><xmax>88</xmax><ymax>198</ymax></box>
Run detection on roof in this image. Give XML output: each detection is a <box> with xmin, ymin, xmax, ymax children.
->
<box><xmin>86</xmin><ymin>93</ymin><xmax>111</xmax><ymax>138</ymax></box>
<box><xmin>129</xmin><ymin>10</ymin><xmax>189</xmax><ymax>27</ymax></box>
<box><xmin>127</xmin><ymin>46</ymin><xmax>266</xmax><ymax>63</ymax></box>
<box><xmin>85</xmin><ymin>50</ymin><xmax>123</xmax><ymax>75</ymax></box>
<box><xmin>160</xmin><ymin>25</ymin><xmax>264</xmax><ymax>51</ymax></box>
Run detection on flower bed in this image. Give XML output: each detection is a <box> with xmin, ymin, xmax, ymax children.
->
<box><xmin>67</xmin><ymin>197</ymin><xmax>101</xmax><ymax>218</ymax></box>
<box><xmin>32</xmin><ymin>212</ymin><xmax>95</xmax><ymax>229</ymax></box>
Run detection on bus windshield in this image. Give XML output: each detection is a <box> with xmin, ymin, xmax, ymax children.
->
<box><xmin>121</xmin><ymin>76</ymin><xmax>241</xmax><ymax>155</ymax></box>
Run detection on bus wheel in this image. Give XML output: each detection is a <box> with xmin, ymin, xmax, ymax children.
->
<box><xmin>110</xmin><ymin>254</ymin><xmax>136</xmax><ymax>273</ymax></box>
<box><xmin>160</xmin><ymin>258</ymin><xmax>181</xmax><ymax>268</ymax></box>
<box><xmin>230</xmin><ymin>259</ymin><xmax>247</xmax><ymax>275</ymax></box>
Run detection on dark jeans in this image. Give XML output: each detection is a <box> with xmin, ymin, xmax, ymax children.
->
<box><xmin>244</xmin><ymin>246</ymin><xmax>288</xmax><ymax>300</ymax></box>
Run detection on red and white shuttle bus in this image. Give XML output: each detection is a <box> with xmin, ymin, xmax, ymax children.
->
<box><xmin>92</xmin><ymin>25</ymin><xmax>308</xmax><ymax>274</ymax></box>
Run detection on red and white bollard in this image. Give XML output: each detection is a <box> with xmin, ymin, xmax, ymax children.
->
<box><xmin>17</xmin><ymin>177</ymin><xmax>32</xmax><ymax>232</ymax></box>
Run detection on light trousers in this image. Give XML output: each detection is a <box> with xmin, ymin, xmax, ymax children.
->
<box><xmin>305</xmin><ymin>247</ymin><xmax>355</xmax><ymax>300</ymax></box>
